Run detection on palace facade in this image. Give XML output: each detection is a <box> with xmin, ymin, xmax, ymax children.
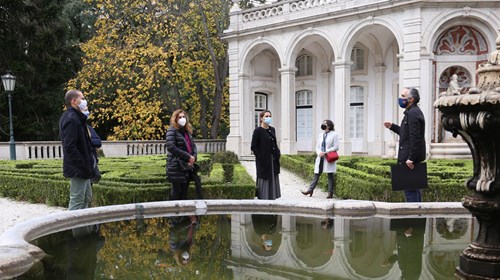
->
<box><xmin>223</xmin><ymin>0</ymin><xmax>500</xmax><ymax>158</ymax></box>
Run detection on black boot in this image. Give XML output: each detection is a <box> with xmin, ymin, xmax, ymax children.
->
<box><xmin>301</xmin><ymin>189</ymin><xmax>314</xmax><ymax>197</ymax></box>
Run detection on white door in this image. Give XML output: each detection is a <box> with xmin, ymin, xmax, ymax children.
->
<box><xmin>296</xmin><ymin>90</ymin><xmax>313</xmax><ymax>151</ymax></box>
<box><xmin>350</xmin><ymin>86</ymin><xmax>365</xmax><ymax>153</ymax></box>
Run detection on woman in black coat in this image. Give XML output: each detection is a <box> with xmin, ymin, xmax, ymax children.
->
<box><xmin>166</xmin><ymin>109</ymin><xmax>197</xmax><ymax>200</ymax></box>
<box><xmin>251</xmin><ymin>110</ymin><xmax>281</xmax><ymax>200</ymax></box>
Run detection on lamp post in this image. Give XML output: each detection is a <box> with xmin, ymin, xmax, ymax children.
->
<box><xmin>1</xmin><ymin>73</ymin><xmax>17</xmax><ymax>160</ymax></box>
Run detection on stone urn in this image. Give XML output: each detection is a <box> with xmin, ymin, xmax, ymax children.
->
<box><xmin>434</xmin><ymin>31</ymin><xmax>500</xmax><ymax>279</ymax></box>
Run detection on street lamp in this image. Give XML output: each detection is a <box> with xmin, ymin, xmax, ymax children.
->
<box><xmin>2</xmin><ymin>73</ymin><xmax>16</xmax><ymax>160</ymax></box>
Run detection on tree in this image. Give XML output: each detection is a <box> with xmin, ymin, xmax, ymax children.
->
<box><xmin>69</xmin><ymin>0</ymin><xmax>231</xmax><ymax>140</ymax></box>
<box><xmin>0</xmin><ymin>0</ymin><xmax>96</xmax><ymax>141</ymax></box>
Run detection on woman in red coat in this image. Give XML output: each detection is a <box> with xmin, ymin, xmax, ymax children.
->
<box><xmin>251</xmin><ymin>110</ymin><xmax>281</xmax><ymax>200</ymax></box>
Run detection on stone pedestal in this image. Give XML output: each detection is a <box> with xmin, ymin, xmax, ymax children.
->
<box><xmin>435</xmin><ymin>31</ymin><xmax>500</xmax><ymax>279</ymax></box>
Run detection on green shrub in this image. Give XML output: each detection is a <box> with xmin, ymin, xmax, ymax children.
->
<box><xmin>15</xmin><ymin>162</ymin><xmax>36</xmax><ymax>169</ymax></box>
<box><xmin>0</xmin><ymin>154</ymin><xmax>475</xmax><ymax>205</ymax></box>
<box><xmin>213</xmin><ymin>151</ymin><xmax>239</xmax><ymax>164</ymax></box>
<box><xmin>0</xmin><ymin>154</ymin><xmax>254</xmax><ymax>207</ymax></box>
<box><xmin>213</xmin><ymin>151</ymin><xmax>239</xmax><ymax>182</ymax></box>
<box><xmin>281</xmin><ymin>154</ymin><xmax>473</xmax><ymax>202</ymax></box>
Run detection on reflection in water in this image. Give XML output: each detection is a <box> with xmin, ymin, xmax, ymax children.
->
<box><xmin>20</xmin><ymin>214</ymin><xmax>474</xmax><ymax>279</ymax></box>
<box><xmin>18</xmin><ymin>229</ymin><xmax>105</xmax><ymax>280</ymax></box>
<box><xmin>252</xmin><ymin>214</ymin><xmax>277</xmax><ymax>252</ymax></box>
<box><xmin>436</xmin><ymin>218</ymin><xmax>469</xmax><ymax>240</ymax></box>
<box><xmin>169</xmin><ymin>215</ymin><xmax>199</xmax><ymax>267</ymax></box>
<box><xmin>383</xmin><ymin>218</ymin><xmax>426</xmax><ymax>280</ymax></box>
<box><xmin>66</xmin><ymin>231</ymin><xmax>106</xmax><ymax>280</ymax></box>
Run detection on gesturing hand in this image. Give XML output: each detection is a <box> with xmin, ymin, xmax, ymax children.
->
<box><xmin>406</xmin><ymin>159</ymin><xmax>414</xmax><ymax>170</ymax></box>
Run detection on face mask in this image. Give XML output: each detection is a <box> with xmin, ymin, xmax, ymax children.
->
<box><xmin>263</xmin><ymin>117</ymin><xmax>272</xmax><ymax>125</ymax></box>
<box><xmin>321</xmin><ymin>124</ymin><xmax>327</xmax><ymax>130</ymax></box>
<box><xmin>77</xmin><ymin>99</ymin><xmax>87</xmax><ymax>111</ymax></box>
<box><xmin>82</xmin><ymin>110</ymin><xmax>90</xmax><ymax>117</ymax></box>
<box><xmin>178</xmin><ymin>117</ymin><xmax>187</xmax><ymax>127</ymax></box>
<box><xmin>398</xmin><ymin>98</ymin><xmax>408</xmax><ymax>108</ymax></box>
<box><xmin>264</xmin><ymin>240</ymin><xmax>273</xmax><ymax>247</ymax></box>
<box><xmin>181</xmin><ymin>251</ymin><xmax>190</xmax><ymax>261</ymax></box>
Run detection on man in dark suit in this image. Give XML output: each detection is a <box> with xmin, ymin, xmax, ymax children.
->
<box><xmin>384</xmin><ymin>88</ymin><xmax>426</xmax><ymax>202</ymax></box>
<box><xmin>59</xmin><ymin>90</ymin><xmax>94</xmax><ymax>210</ymax></box>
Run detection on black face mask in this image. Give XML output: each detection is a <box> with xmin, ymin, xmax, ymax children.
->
<box><xmin>321</xmin><ymin>124</ymin><xmax>327</xmax><ymax>130</ymax></box>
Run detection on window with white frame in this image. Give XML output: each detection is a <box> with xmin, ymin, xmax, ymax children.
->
<box><xmin>350</xmin><ymin>47</ymin><xmax>365</xmax><ymax>72</ymax></box>
<box><xmin>296</xmin><ymin>90</ymin><xmax>313</xmax><ymax>140</ymax></box>
<box><xmin>296</xmin><ymin>55</ymin><xmax>313</xmax><ymax>76</ymax></box>
<box><xmin>349</xmin><ymin>86</ymin><xmax>364</xmax><ymax>139</ymax></box>
<box><xmin>254</xmin><ymin>92</ymin><xmax>268</xmax><ymax>127</ymax></box>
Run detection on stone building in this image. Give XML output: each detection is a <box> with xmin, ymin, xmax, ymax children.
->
<box><xmin>223</xmin><ymin>0</ymin><xmax>500</xmax><ymax>158</ymax></box>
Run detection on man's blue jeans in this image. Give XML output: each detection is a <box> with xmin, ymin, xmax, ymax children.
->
<box><xmin>69</xmin><ymin>177</ymin><xmax>92</xmax><ymax>210</ymax></box>
<box><xmin>404</xmin><ymin>189</ymin><xmax>422</xmax><ymax>202</ymax></box>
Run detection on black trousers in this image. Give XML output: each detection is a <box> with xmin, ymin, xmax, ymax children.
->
<box><xmin>170</xmin><ymin>181</ymin><xmax>189</xmax><ymax>200</ymax></box>
<box><xmin>170</xmin><ymin>171</ymin><xmax>203</xmax><ymax>200</ymax></box>
<box><xmin>308</xmin><ymin>158</ymin><xmax>335</xmax><ymax>194</ymax></box>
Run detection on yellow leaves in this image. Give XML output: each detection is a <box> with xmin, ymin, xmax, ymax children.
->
<box><xmin>69</xmin><ymin>0</ymin><xmax>231</xmax><ymax>139</ymax></box>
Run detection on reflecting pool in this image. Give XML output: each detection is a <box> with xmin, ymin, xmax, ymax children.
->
<box><xmin>17</xmin><ymin>214</ymin><xmax>474</xmax><ymax>279</ymax></box>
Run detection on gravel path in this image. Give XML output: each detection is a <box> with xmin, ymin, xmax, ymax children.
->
<box><xmin>0</xmin><ymin>160</ymin><xmax>329</xmax><ymax>235</ymax></box>
<box><xmin>239</xmin><ymin>160</ymin><xmax>329</xmax><ymax>200</ymax></box>
<box><xmin>0</xmin><ymin>197</ymin><xmax>65</xmax><ymax>235</ymax></box>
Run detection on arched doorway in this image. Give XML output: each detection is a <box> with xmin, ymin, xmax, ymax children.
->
<box><xmin>437</xmin><ymin>66</ymin><xmax>472</xmax><ymax>142</ymax></box>
<box><xmin>432</xmin><ymin>25</ymin><xmax>488</xmax><ymax>143</ymax></box>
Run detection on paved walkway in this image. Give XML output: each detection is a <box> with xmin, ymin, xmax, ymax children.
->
<box><xmin>240</xmin><ymin>160</ymin><xmax>330</xmax><ymax>200</ymax></box>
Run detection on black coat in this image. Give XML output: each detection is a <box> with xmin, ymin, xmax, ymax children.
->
<box><xmin>251</xmin><ymin>126</ymin><xmax>280</xmax><ymax>180</ymax></box>
<box><xmin>59</xmin><ymin>107</ymin><xmax>93</xmax><ymax>179</ymax></box>
<box><xmin>166</xmin><ymin>126</ymin><xmax>197</xmax><ymax>183</ymax></box>
<box><xmin>390</xmin><ymin>104</ymin><xmax>426</xmax><ymax>164</ymax></box>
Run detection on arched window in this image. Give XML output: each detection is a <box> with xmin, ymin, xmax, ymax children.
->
<box><xmin>296</xmin><ymin>90</ymin><xmax>313</xmax><ymax>140</ymax></box>
<box><xmin>254</xmin><ymin>92</ymin><xmax>268</xmax><ymax>127</ymax></box>
<box><xmin>351</xmin><ymin>47</ymin><xmax>366</xmax><ymax>72</ymax></box>
<box><xmin>296</xmin><ymin>55</ymin><xmax>313</xmax><ymax>76</ymax></box>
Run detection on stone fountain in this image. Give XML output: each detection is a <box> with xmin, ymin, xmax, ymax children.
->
<box><xmin>434</xmin><ymin>31</ymin><xmax>500</xmax><ymax>279</ymax></box>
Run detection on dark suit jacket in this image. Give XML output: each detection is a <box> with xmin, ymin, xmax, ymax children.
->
<box><xmin>59</xmin><ymin>107</ymin><xmax>93</xmax><ymax>179</ymax></box>
<box><xmin>251</xmin><ymin>126</ymin><xmax>280</xmax><ymax>180</ymax></box>
<box><xmin>390</xmin><ymin>104</ymin><xmax>426</xmax><ymax>164</ymax></box>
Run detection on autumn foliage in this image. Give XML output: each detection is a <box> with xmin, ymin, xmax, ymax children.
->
<box><xmin>68</xmin><ymin>0</ymin><xmax>231</xmax><ymax>140</ymax></box>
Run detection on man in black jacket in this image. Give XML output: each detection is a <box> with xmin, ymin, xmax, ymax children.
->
<box><xmin>384</xmin><ymin>88</ymin><xmax>426</xmax><ymax>202</ymax></box>
<box><xmin>60</xmin><ymin>90</ymin><xmax>94</xmax><ymax>210</ymax></box>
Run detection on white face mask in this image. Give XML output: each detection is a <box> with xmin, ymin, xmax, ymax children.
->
<box><xmin>78</xmin><ymin>99</ymin><xmax>88</xmax><ymax>111</ymax></box>
<box><xmin>178</xmin><ymin>117</ymin><xmax>187</xmax><ymax>127</ymax></box>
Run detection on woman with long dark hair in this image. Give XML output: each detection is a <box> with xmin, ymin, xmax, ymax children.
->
<box><xmin>301</xmin><ymin>119</ymin><xmax>339</xmax><ymax>199</ymax></box>
<box><xmin>251</xmin><ymin>110</ymin><xmax>281</xmax><ymax>200</ymax></box>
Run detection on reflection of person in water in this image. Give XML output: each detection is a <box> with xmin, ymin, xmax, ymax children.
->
<box><xmin>321</xmin><ymin>218</ymin><xmax>334</xmax><ymax>230</ymax></box>
<box><xmin>252</xmin><ymin>214</ymin><xmax>279</xmax><ymax>253</ymax></box>
<box><xmin>436</xmin><ymin>218</ymin><xmax>468</xmax><ymax>240</ymax></box>
<box><xmin>382</xmin><ymin>218</ymin><xmax>426</xmax><ymax>280</ymax></box>
<box><xmin>169</xmin><ymin>215</ymin><xmax>199</xmax><ymax>266</ymax></box>
<box><xmin>66</xmin><ymin>231</ymin><xmax>106</xmax><ymax>280</ymax></box>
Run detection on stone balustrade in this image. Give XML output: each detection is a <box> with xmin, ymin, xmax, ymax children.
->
<box><xmin>235</xmin><ymin>0</ymin><xmax>393</xmax><ymax>24</ymax></box>
<box><xmin>0</xmin><ymin>139</ymin><xmax>226</xmax><ymax>160</ymax></box>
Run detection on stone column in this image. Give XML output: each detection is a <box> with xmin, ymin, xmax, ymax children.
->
<box><xmin>321</xmin><ymin>71</ymin><xmax>332</xmax><ymax>121</ymax></box>
<box><xmin>279</xmin><ymin>66</ymin><xmax>297</xmax><ymax>154</ymax></box>
<box><xmin>373</xmin><ymin>64</ymin><xmax>386</xmax><ymax>155</ymax></box>
<box><xmin>333</xmin><ymin>60</ymin><xmax>352</xmax><ymax>155</ymax></box>
<box><xmin>419</xmin><ymin>51</ymin><xmax>434</xmax><ymax>157</ymax></box>
<box><xmin>226</xmin><ymin>46</ymin><xmax>244</xmax><ymax>156</ymax></box>
<box><xmin>435</xmin><ymin>32</ymin><xmax>500</xmax><ymax>279</ymax></box>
